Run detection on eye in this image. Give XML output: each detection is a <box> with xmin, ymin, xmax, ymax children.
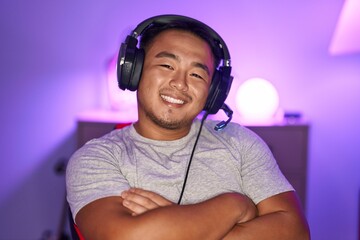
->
<box><xmin>190</xmin><ymin>73</ymin><xmax>204</xmax><ymax>80</ymax></box>
<box><xmin>160</xmin><ymin>64</ymin><xmax>174</xmax><ymax>70</ymax></box>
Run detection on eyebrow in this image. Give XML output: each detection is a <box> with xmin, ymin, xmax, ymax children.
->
<box><xmin>155</xmin><ymin>51</ymin><xmax>211</xmax><ymax>76</ymax></box>
<box><xmin>155</xmin><ymin>51</ymin><xmax>179</xmax><ymax>60</ymax></box>
<box><xmin>193</xmin><ymin>62</ymin><xmax>210</xmax><ymax>76</ymax></box>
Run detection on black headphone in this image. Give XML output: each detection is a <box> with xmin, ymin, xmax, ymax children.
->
<box><xmin>117</xmin><ymin>14</ymin><xmax>233</xmax><ymax>114</ymax></box>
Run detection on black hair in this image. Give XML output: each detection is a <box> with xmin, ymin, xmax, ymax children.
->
<box><xmin>139</xmin><ymin>21</ymin><xmax>223</xmax><ymax>70</ymax></box>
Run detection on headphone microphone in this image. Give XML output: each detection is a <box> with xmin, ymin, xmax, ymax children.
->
<box><xmin>214</xmin><ymin>103</ymin><xmax>233</xmax><ymax>131</ymax></box>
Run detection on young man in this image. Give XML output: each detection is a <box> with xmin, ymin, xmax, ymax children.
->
<box><xmin>66</xmin><ymin>15</ymin><xmax>310</xmax><ymax>239</ymax></box>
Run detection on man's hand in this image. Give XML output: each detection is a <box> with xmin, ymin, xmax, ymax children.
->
<box><xmin>121</xmin><ymin>188</ymin><xmax>174</xmax><ymax>216</ymax></box>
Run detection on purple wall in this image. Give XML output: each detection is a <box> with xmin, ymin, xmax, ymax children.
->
<box><xmin>0</xmin><ymin>1</ymin><xmax>359</xmax><ymax>239</ymax></box>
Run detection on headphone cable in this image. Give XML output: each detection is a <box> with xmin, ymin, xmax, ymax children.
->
<box><xmin>177</xmin><ymin>111</ymin><xmax>209</xmax><ymax>205</ymax></box>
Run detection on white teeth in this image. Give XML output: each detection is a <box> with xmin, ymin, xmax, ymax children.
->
<box><xmin>161</xmin><ymin>95</ymin><xmax>184</xmax><ymax>104</ymax></box>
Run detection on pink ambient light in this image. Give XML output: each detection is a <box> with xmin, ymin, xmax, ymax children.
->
<box><xmin>329</xmin><ymin>0</ymin><xmax>360</xmax><ymax>55</ymax></box>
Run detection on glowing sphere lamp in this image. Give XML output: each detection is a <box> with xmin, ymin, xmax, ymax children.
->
<box><xmin>236</xmin><ymin>77</ymin><xmax>280</xmax><ymax>125</ymax></box>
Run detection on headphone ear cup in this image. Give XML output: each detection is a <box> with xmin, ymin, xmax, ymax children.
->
<box><xmin>117</xmin><ymin>36</ymin><xmax>144</xmax><ymax>91</ymax></box>
<box><xmin>204</xmin><ymin>70</ymin><xmax>222</xmax><ymax>114</ymax></box>
<box><xmin>204</xmin><ymin>68</ymin><xmax>233</xmax><ymax>114</ymax></box>
<box><xmin>127</xmin><ymin>48</ymin><xmax>144</xmax><ymax>91</ymax></box>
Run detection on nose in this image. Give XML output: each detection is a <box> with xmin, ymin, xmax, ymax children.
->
<box><xmin>169</xmin><ymin>72</ymin><xmax>189</xmax><ymax>92</ymax></box>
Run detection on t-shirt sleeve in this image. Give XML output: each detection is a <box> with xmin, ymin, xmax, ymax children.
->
<box><xmin>238</xmin><ymin>128</ymin><xmax>294</xmax><ymax>204</ymax></box>
<box><xmin>66</xmin><ymin>138</ymin><xmax>130</xmax><ymax>220</ymax></box>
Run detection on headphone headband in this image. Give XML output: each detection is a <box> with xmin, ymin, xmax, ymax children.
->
<box><xmin>131</xmin><ymin>14</ymin><xmax>231</xmax><ymax>67</ymax></box>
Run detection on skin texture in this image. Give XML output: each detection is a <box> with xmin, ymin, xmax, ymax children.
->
<box><xmin>75</xmin><ymin>29</ymin><xmax>311</xmax><ymax>240</ymax></box>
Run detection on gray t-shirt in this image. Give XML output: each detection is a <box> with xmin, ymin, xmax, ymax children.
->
<box><xmin>66</xmin><ymin>119</ymin><xmax>293</xmax><ymax>219</ymax></box>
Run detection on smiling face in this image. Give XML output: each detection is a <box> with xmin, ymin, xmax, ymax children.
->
<box><xmin>135</xmin><ymin>29</ymin><xmax>215</xmax><ymax>140</ymax></box>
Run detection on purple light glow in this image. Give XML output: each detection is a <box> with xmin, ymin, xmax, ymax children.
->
<box><xmin>1</xmin><ymin>2</ymin><xmax>358</xmax><ymax>239</ymax></box>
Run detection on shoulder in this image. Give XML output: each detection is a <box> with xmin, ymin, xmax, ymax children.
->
<box><xmin>202</xmin><ymin>119</ymin><xmax>263</xmax><ymax>143</ymax></box>
<box><xmin>198</xmin><ymin>119</ymin><xmax>271</xmax><ymax>157</ymax></box>
<box><xmin>66</xmin><ymin>126</ymin><xmax>133</xmax><ymax>218</ymax></box>
<box><xmin>67</xmin><ymin>125</ymin><xmax>133</xmax><ymax>169</ymax></box>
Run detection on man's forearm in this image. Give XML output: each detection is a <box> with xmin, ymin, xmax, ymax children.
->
<box><xmin>222</xmin><ymin>192</ymin><xmax>310</xmax><ymax>240</ymax></box>
<box><xmin>77</xmin><ymin>192</ymin><xmax>256</xmax><ymax>240</ymax></box>
<box><xmin>127</xmin><ymin>196</ymin><xmax>237</xmax><ymax>239</ymax></box>
<box><xmin>126</xmin><ymin>193</ymin><xmax>257</xmax><ymax>240</ymax></box>
<box><xmin>223</xmin><ymin>211</ymin><xmax>310</xmax><ymax>240</ymax></box>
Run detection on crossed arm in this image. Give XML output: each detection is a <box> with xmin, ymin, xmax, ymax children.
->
<box><xmin>75</xmin><ymin>188</ymin><xmax>310</xmax><ymax>240</ymax></box>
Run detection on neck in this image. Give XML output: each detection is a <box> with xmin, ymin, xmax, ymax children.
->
<box><xmin>133</xmin><ymin>120</ymin><xmax>192</xmax><ymax>141</ymax></box>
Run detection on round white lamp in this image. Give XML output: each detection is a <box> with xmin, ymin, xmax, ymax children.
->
<box><xmin>236</xmin><ymin>77</ymin><xmax>280</xmax><ymax>125</ymax></box>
